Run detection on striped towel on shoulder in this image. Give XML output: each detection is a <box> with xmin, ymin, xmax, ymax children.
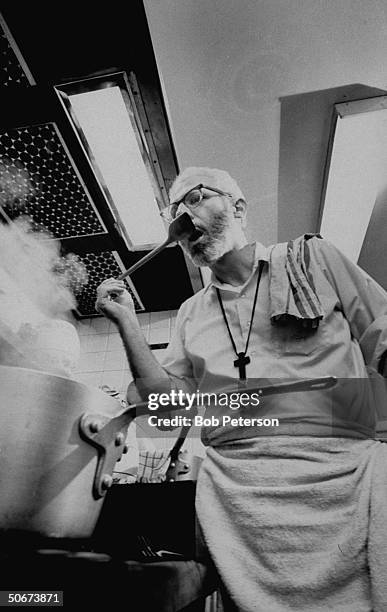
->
<box><xmin>269</xmin><ymin>233</ymin><xmax>324</xmax><ymax>329</ymax></box>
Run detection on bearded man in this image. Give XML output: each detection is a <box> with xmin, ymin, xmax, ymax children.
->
<box><xmin>96</xmin><ymin>167</ymin><xmax>387</xmax><ymax>612</ymax></box>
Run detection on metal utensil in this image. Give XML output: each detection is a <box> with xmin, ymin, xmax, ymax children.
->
<box><xmin>232</xmin><ymin>376</ymin><xmax>337</xmax><ymax>398</ymax></box>
<box><xmin>137</xmin><ymin>534</ymin><xmax>160</xmax><ymax>559</ymax></box>
<box><xmin>127</xmin><ymin>376</ymin><xmax>338</xmax><ymax>416</ymax></box>
<box><xmin>117</xmin><ymin>212</ymin><xmax>200</xmax><ymax>281</ymax></box>
<box><xmin>79</xmin><ymin>375</ymin><xmax>338</xmax><ymax>498</ymax></box>
<box><xmin>137</xmin><ymin>534</ymin><xmax>184</xmax><ymax>561</ymax></box>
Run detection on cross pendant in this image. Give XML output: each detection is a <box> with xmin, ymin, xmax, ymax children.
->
<box><xmin>233</xmin><ymin>352</ymin><xmax>251</xmax><ymax>381</ymax></box>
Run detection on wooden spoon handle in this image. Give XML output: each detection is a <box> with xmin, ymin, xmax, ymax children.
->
<box><xmin>117</xmin><ymin>238</ymin><xmax>171</xmax><ymax>280</ymax></box>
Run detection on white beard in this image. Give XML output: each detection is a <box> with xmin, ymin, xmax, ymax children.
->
<box><xmin>182</xmin><ymin>210</ymin><xmax>235</xmax><ymax>267</ymax></box>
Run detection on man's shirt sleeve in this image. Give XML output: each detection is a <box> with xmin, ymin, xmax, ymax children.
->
<box><xmin>310</xmin><ymin>237</ymin><xmax>387</xmax><ymax>373</ymax></box>
<box><xmin>161</xmin><ymin>301</ymin><xmax>197</xmax><ymax>393</ymax></box>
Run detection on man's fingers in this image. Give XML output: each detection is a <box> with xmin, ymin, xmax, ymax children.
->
<box><xmin>96</xmin><ymin>279</ymin><xmax>135</xmax><ymax>323</ymax></box>
<box><xmin>98</xmin><ymin>279</ymin><xmax>125</xmax><ymax>289</ymax></box>
<box><xmin>95</xmin><ymin>295</ymin><xmax>109</xmax><ymax>313</ymax></box>
<box><xmin>96</xmin><ymin>278</ymin><xmax>126</xmax><ymax>298</ymax></box>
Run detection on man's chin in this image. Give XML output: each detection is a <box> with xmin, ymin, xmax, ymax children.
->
<box><xmin>185</xmin><ymin>249</ymin><xmax>212</xmax><ymax>267</ymax></box>
<box><xmin>190</xmin><ymin>253</ymin><xmax>214</xmax><ymax>267</ymax></box>
<box><xmin>184</xmin><ymin>242</ymin><xmax>226</xmax><ymax>267</ymax></box>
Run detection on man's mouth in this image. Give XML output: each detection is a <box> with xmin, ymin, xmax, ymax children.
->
<box><xmin>188</xmin><ymin>227</ymin><xmax>204</xmax><ymax>244</ymax></box>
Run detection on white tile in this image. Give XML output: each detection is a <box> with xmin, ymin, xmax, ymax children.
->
<box><xmin>137</xmin><ymin>312</ymin><xmax>150</xmax><ymax>342</ymax></box>
<box><xmin>78</xmin><ymin>351</ymin><xmax>106</xmax><ymax>372</ymax></box>
<box><xmin>141</xmin><ymin>326</ymin><xmax>150</xmax><ymax>343</ymax></box>
<box><xmin>76</xmin><ymin>372</ymin><xmax>103</xmax><ymax>388</ymax></box>
<box><xmin>121</xmin><ymin>370</ymin><xmax>134</xmax><ymax>389</ymax></box>
<box><xmin>85</xmin><ymin>333</ymin><xmax>109</xmax><ymax>352</ymax></box>
<box><xmin>101</xmin><ymin>370</ymin><xmax>124</xmax><ymax>390</ymax></box>
<box><xmin>137</xmin><ymin>313</ymin><xmax>150</xmax><ymax>328</ymax></box>
<box><xmin>150</xmin><ymin>311</ymin><xmax>170</xmax><ymax>328</ymax></box>
<box><xmin>95</xmin><ymin>351</ymin><xmax>106</xmax><ymax>371</ymax></box>
<box><xmin>149</xmin><ymin>326</ymin><xmax>169</xmax><ymax>344</ymax></box>
<box><xmin>79</xmin><ymin>335</ymin><xmax>90</xmax><ymax>354</ymax></box>
<box><xmin>104</xmin><ymin>350</ymin><xmax>125</xmax><ymax>371</ymax></box>
<box><xmin>80</xmin><ymin>335</ymin><xmax>91</xmax><ymax>352</ymax></box>
<box><xmin>76</xmin><ymin>319</ymin><xmax>92</xmax><ymax>335</ymax></box>
<box><xmin>170</xmin><ymin>311</ymin><xmax>178</xmax><ymax>332</ymax></box>
<box><xmin>122</xmin><ymin>370</ymin><xmax>133</xmax><ymax>385</ymax></box>
<box><xmin>77</xmin><ymin>352</ymin><xmax>92</xmax><ymax>373</ymax></box>
<box><xmin>90</xmin><ymin>316</ymin><xmax>111</xmax><ymax>334</ymax></box>
<box><xmin>107</xmin><ymin>333</ymin><xmax>123</xmax><ymax>351</ymax></box>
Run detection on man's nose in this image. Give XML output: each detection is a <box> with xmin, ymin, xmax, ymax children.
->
<box><xmin>178</xmin><ymin>202</ymin><xmax>195</xmax><ymax>219</ymax></box>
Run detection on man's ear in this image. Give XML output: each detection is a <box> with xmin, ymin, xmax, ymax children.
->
<box><xmin>233</xmin><ymin>199</ymin><xmax>247</xmax><ymax>221</ymax></box>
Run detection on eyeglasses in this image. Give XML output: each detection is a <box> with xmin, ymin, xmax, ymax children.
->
<box><xmin>160</xmin><ymin>184</ymin><xmax>233</xmax><ymax>222</ymax></box>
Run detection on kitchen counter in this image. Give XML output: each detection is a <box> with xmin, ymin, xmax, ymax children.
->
<box><xmin>0</xmin><ymin>478</ymin><xmax>218</xmax><ymax>609</ymax></box>
<box><xmin>0</xmin><ymin>543</ymin><xmax>218</xmax><ymax>611</ymax></box>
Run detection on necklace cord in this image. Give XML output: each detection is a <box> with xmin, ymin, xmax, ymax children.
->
<box><xmin>216</xmin><ymin>260</ymin><xmax>264</xmax><ymax>359</ymax></box>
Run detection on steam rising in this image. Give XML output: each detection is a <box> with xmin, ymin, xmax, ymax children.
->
<box><xmin>0</xmin><ymin>157</ymin><xmax>34</xmax><ymax>218</ymax></box>
<box><xmin>0</xmin><ymin>158</ymin><xmax>88</xmax><ymax>375</ymax></box>
<box><xmin>0</xmin><ymin>216</ymin><xmax>88</xmax><ymax>316</ymax></box>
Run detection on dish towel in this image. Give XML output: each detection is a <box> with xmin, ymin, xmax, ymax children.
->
<box><xmin>137</xmin><ymin>450</ymin><xmax>171</xmax><ymax>483</ymax></box>
<box><xmin>269</xmin><ymin>234</ymin><xmax>324</xmax><ymax>329</ymax></box>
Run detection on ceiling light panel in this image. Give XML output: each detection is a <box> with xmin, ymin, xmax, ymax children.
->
<box><xmin>320</xmin><ymin>102</ymin><xmax>387</xmax><ymax>262</ymax></box>
<box><xmin>68</xmin><ymin>86</ymin><xmax>167</xmax><ymax>248</ymax></box>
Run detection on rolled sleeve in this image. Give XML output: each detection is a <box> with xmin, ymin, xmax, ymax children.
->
<box><xmin>310</xmin><ymin>238</ymin><xmax>387</xmax><ymax>372</ymax></box>
<box><xmin>161</xmin><ymin>304</ymin><xmax>197</xmax><ymax>393</ymax></box>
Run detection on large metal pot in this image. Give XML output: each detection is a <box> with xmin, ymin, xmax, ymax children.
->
<box><xmin>0</xmin><ymin>365</ymin><xmax>336</xmax><ymax>539</ymax></box>
<box><xmin>0</xmin><ymin>365</ymin><xmax>139</xmax><ymax>539</ymax></box>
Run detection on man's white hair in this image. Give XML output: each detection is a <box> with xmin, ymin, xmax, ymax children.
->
<box><xmin>169</xmin><ymin>166</ymin><xmax>246</xmax><ymax>204</ymax></box>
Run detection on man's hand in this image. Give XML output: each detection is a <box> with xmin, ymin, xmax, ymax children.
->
<box><xmin>95</xmin><ymin>278</ymin><xmax>135</xmax><ymax>323</ymax></box>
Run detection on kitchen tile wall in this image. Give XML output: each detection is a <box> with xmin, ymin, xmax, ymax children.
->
<box><xmin>73</xmin><ymin>311</ymin><xmax>206</xmax><ymax>457</ymax></box>
<box><xmin>74</xmin><ymin>311</ymin><xmax>176</xmax><ymax>390</ymax></box>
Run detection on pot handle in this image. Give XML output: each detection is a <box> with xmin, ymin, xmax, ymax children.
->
<box><xmin>78</xmin><ymin>399</ymin><xmax>185</xmax><ymax>499</ymax></box>
<box><xmin>79</xmin><ymin>376</ymin><xmax>337</xmax><ymax>498</ymax></box>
